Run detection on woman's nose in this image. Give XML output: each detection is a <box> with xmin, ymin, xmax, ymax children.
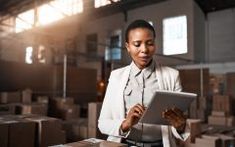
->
<box><xmin>140</xmin><ymin>44</ymin><xmax>148</xmax><ymax>53</ymax></box>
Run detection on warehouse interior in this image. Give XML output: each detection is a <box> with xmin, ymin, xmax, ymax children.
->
<box><xmin>0</xmin><ymin>0</ymin><xmax>235</xmax><ymax>146</ymax></box>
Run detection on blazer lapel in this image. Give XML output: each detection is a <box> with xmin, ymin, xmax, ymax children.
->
<box><xmin>117</xmin><ymin>66</ymin><xmax>131</xmax><ymax>119</ymax></box>
<box><xmin>155</xmin><ymin>61</ymin><xmax>165</xmax><ymax>90</ymax></box>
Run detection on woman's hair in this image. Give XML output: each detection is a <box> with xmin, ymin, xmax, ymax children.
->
<box><xmin>125</xmin><ymin>19</ymin><xmax>156</xmax><ymax>43</ymax></box>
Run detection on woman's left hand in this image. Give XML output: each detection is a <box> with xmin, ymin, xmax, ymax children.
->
<box><xmin>162</xmin><ymin>107</ymin><xmax>186</xmax><ymax>134</ymax></box>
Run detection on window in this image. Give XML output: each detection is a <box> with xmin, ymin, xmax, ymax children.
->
<box><xmin>13</xmin><ymin>0</ymin><xmax>83</xmax><ymax>32</ymax></box>
<box><xmin>95</xmin><ymin>0</ymin><xmax>120</xmax><ymax>8</ymax></box>
<box><xmin>105</xmin><ymin>30</ymin><xmax>122</xmax><ymax>61</ymax></box>
<box><xmin>15</xmin><ymin>9</ymin><xmax>34</xmax><ymax>33</ymax></box>
<box><xmin>163</xmin><ymin>15</ymin><xmax>187</xmax><ymax>55</ymax></box>
<box><xmin>38</xmin><ymin>45</ymin><xmax>46</xmax><ymax>63</ymax></box>
<box><xmin>38</xmin><ymin>0</ymin><xmax>83</xmax><ymax>26</ymax></box>
<box><xmin>25</xmin><ymin>47</ymin><xmax>33</xmax><ymax>64</ymax></box>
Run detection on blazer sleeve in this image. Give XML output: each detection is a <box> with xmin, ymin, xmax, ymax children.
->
<box><xmin>98</xmin><ymin>72</ymin><xmax>125</xmax><ymax>138</ymax></box>
<box><xmin>174</xmin><ymin>70</ymin><xmax>182</xmax><ymax>92</ymax></box>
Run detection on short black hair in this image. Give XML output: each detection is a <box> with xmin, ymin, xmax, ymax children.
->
<box><xmin>125</xmin><ymin>19</ymin><xmax>156</xmax><ymax>43</ymax></box>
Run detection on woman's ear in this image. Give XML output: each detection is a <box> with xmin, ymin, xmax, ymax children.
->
<box><xmin>125</xmin><ymin>42</ymin><xmax>130</xmax><ymax>53</ymax></box>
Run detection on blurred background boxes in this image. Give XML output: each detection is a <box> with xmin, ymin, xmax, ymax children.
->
<box><xmin>60</xmin><ymin>104</ymin><xmax>80</xmax><ymax>120</ymax></box>
<box><xmin>0</xmin><ymin>116</ymin><xmax>36</xmax><ymax>147</ymax></box>
<box><xmin>22</xmin><ymin>89</ymin><xmax>32</xmax><ymax>104</ymax></box>
<box><xmin>0</xmin><ymin>92</ymin><xmax>21</xmax><ymax>104</ymax></box>
<box><xmin>25</xmin><ymin>115</ymin><xmax>66</xmax><ymax>147</ymax></box>
<box><xmin>0</xmin><ymin>104</ymin><xmax>16</xmax><ymax>115</ymax></box>
<box><xmin>0</xmin><ymin>115</ymin><xmax>66</xmax><ymax>147</ymax></box>
<box><xmin>36</xmin><ymin>96</ymin><xmax>49</xmax><ymax>104</ymax></box>
<box><xmin>16</xmin><ymin>103</ymin><xmax>48</xmax><ymax>116</ymax></box>
<box><xmin>88</xmin><ymin>102</ymin><xmax>106</xmax><ymax>139</ymax></box>
<box><xmin>0</xmin><ymin>122</ymin><xmax>8</xmax><ymax>147</ymax></box>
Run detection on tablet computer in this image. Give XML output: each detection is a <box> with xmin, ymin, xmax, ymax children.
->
<box><xmin>139</xmin><ymin>90</ymin><xmax>197</xmax><ymax>125</ymax></box>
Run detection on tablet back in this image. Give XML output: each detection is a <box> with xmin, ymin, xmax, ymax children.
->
<box><xmin>139</xmin><ymin>90</ymin><xmax>197</xmax><ymax>125</ymax></box>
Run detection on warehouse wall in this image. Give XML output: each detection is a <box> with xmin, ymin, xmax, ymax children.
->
<box><xmin>127</xmin><ymin>0</ymin><xmax>195</xmax><ymax>65</ymax></box>
<box><xmin>1</xmin><ymin>0</ymin><xmax>235</xmax><ymax>75</ymax></box>
<box><xmin>0</xmin><ymin>61</ymin><xmax>97</xmax><ymax>104</ymax></box>
<box><xmin>77</xmin><ymin>0</ymin><xmax>202</xmax><ymax>67</ymax></box>
<box><xmin>0</xmin><ymin>0</ymin><xmax>198</xmax><ymax>65</ymax></box>
<box><xmin>193</xmin><ymin>2</ymin><xmax>206</xmax><ymax>63</ymax></box>
<box><xmin>206</xmin><ymin>8</ymin><xmax>235</xmax><ymax>63</ymax></box>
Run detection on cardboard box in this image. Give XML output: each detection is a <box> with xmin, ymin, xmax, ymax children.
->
<box><xmin>215</xmin><ymin>134</ymin><xmax>235</xmax><ymax>147</ymax></box>
<box><xmin>50</xmin><ymin>97</ymin><xmax>75</xmax><ymax>117</ymax></box>
<box><xmin>52</xmin><ymin>97</ymin><xmax>74</xmax><ymax>109</ymax></box>
<box><xmin>187</xmin><ymin>119</ymin><xmax>201</xmax><ymax>143</ymax></box>
<box><xmin>8</xmin><ymin>119</ymin><xmax>36</xmax><ymax>147</ymax></box>
<box><xmin>197</xmin><ymin>109</ymin><xmax>206</xmax><ymax>122</ymax></box>
<box><xmin>189</xmin><ymin>99</ymin><xmax>198</xmax><ymax>119</ymax></box>
<box><xmin>88</xmin><ymin>126</ymin><xmax>106</xmax><ymax>139</ymax></box>
<box><xmin>63</xmin><ymin>142</ymin><xmax>88</xmax><ymax>147</ymax></box>
<box><xmin>195</xmin><ymin>135</ymin><xmax>222</xmax><ymax>147</ymax></box>
<box><xmin>26</xmin><ymin>116</ymin><xmax>66</xmax><ymax>147</ymax></box>
<box><xmin>88</xmin><ymin>102</ymin><xmax>102</xmax><ymax>127</ymax></box>
<box><xmin>213</xmin><ymin>95</ymin><xmax>231</xmax><ymax>113</ymax></box>
<box><xmin>212</xmin><ymin>111</ymin><xmax>227</xmax><ymax>117</ymax></box>
<box><xmin>198</xmin><ymin>97</ymin><xmax>207</xmax><ymax>109</ymax></box>
<box><xmin>62</xmin><ymin>118</ymin><xmax>88</xmax><ymax>142</ymax></box>
<box><xmin>37</xmin><ymin>96</ymin><xmax>49</xmax><ymax>104</ymax></box>
<box><xmin>227</xmin><ymin>116</ymin><xmax>235</xmax><ymax>126</ymax></box>
<box><xmin>87</xmin><ymin>103</ymin><xmax>106</xmax><ymax>139</ymax></box>
<box><xmin>0</xmin><ymin>122</ymin><xmax>8</xmax><ymax>147</ymax></box>
<box><xmin>80</xmin><ymin>139</ymin><xmax>128</xmax><ymax>147</ymax></box>
<box><xmin>22</xmin><ymin>89</ymin><xmax>32</xmax><ymax>103</ymax></box>
<box><xmin>99</xmin><ymin>140</ymin><xmax>128</xmax><ymax>147</ymax></box>
<box><xmin>208</xmin><ymin>115</ymin><xmax>227</xmax><ymax>126</ymax></box>
<box><xmin>17</xmin><ymin>103</ymin><xmax>48</xmax><ymax>115</ymax></box>
<box><xmin>0</xmin><ymin>92</ymin><xmax>21</xmax><ymax>104</ymax></box>
<box><xmin>226</xmin><ymin>72</ymin><xmax>235</xmax><ymax>100</ymax></box>
<box><xmin>61</xmin><ymin>105</ymin><xmax>80</xmax><ymax>120</ymax></box>
<box><xmin>62</xmin><ymin>119</ymin><xmax>78</xmax><ymax>141</ymax></box>
<box><xmin>0</xmin><ymin>104</ymin><xmax>16</xmax><ymax>115</ymax></box>
<box><xmin>79</xmin><ymin>125</ymin><xmax>88</xmax><ymax>139</ymax></box>
<box><xmin>49</xmin><ymin>139</ymin><xmax>128</xmax><ymax>147</ymax></box>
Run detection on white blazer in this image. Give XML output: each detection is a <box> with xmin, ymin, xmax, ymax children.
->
<box><xmin>98</xmin><ymin>61</ymin><xmax>184</xmax><ymax>146</ymax></box>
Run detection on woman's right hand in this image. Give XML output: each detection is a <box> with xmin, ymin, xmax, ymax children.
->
<box><xmin>121</xmin><ymin>104</ymin><xmax>145</xmax><ymax>132</ymax></box>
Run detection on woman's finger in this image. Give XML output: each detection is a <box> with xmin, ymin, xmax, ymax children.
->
<box><xmin>135</xmin><ymin>104</ymin><xmax>145</xmax><ymax>113</ymax></box>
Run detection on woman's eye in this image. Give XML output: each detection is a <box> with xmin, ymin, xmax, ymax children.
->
<box><xmin>146</xmin><ymin>41</ymin><xmax>154</xmax><ymax>46</ymax></box>
<box><xmin>133</xmin><ymin>42</ymin><xmax>141</xmax><ymax>47</ymax></box>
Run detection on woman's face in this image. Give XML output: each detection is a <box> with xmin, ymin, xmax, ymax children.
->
<box><xmin>126</xmin><ymin>28</ymin><xmax>156</xmax><ymax>69</ymax></box>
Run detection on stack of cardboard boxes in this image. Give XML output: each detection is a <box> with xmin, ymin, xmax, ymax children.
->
<box><xmin>185</xmin><ymin>119</ymin><xmax>235</xmax><ymax>147</ymax></box>
<box><xmin>197</xmin><ymin>96</ymin><xmax>209</xmax><ymax>122</ymax></box>
<box><xmin>18</xmin><ymin>89</ymin><xmax>48</xmax><ymax>116</ymax></box>
<box><xmin>208</xmin><ymin>95</ymin><xmax>235</xmax><ymax>126</ymax></box>
<box><xmin>186</xmin><ymin>134</ymin><xmax>235</xmax><ymax>147</ymax></box>
<box><xmin>61</xmin><ymin>102</ymin><xmax>106</xmax><ymax>142</ymax></box>
<box><xmin>189</xmin><ymin>96</ymin><xmax>210</xmax><ymax>122</ymax></box>
<box><xmin>0</xmin><ymin>89</ymin><xmax>49</xmax><ymax>116</ymax></box>
<box><xmin>25</xmin><ymin>115</ymin><xmax>66</xmax><ymax>147</ymax></box>
<box><xmin>0</xmin><ymin>91</ymin><xmax>21</xmax><ymax>115</ymax></box>
<box><xmin>62</xmin><ymin>118</ymin><xmax>88</xmax><ymax>142</ymax></box>
<box><xmin>0</xmin><ymin>115</ymin><xmax>66</xmax><ymax>147</ymax></box>
<box><xmin>88</xmin><ymin>102</ymin><xmax>105</xmax><ymax>139</ymax></box>
<box><xmin>50</xmin><ymin>97</ymin><xmax>80</xmax><ymax>120</ymax></box>
<box><xmin>50</xmin><ymin>97</ymin><xmax>83</xmax><ymax>142</ymax></box>
<box><xmin>0</xmin><ymin>115</ymin><xmax>36</xmax><ymax>147</ymax></box>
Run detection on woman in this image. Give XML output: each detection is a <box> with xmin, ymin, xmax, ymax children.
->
<box><xmin>98</xmin><ymin>20</ymin><xmax>190</xmax><ymax>147</ymax></box>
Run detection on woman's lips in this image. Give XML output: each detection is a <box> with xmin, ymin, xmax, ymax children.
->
<box><xmin>139</xmin><ymin>56</ymin><xmax>150</xmax><ymax>62</ymax></box>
